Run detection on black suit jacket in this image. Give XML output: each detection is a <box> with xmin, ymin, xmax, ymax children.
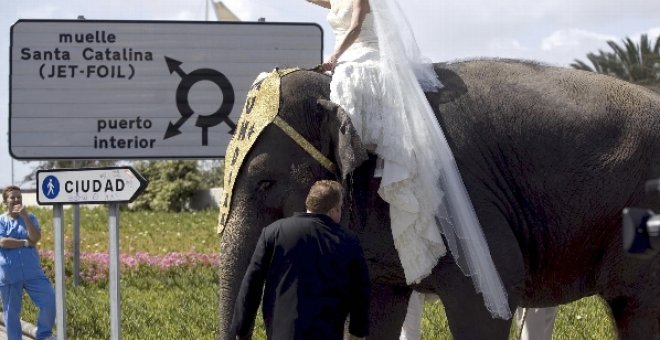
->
<box><xmin>231</xmin><ymin>212</ymin><xmax>370</xmax><ymax>340</ymax></box>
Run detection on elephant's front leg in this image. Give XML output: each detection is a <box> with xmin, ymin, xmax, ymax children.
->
<box><xmin>430</xmin><ymin>195</ymin><xmax>523</xmax><ymax>340</ymax></box>
<box><xmin>437</xmin><ymin>267</ymin><xmax>513</xmax><ymax>339</ymax></box>
<box><xmin>365</xmin><ymin>283</ymin><xmax>412</xmax><ymax>340</ymax></box>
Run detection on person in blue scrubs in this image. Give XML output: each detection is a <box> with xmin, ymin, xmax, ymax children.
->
<box><xmin>0</xmin><ymin>186</ymin><xmax>55</xmax><ymax>340</ymax></box>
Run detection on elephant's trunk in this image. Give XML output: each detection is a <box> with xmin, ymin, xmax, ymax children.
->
<box><xmin>218</xmin><ymin>201</ymin><xmax>270</xmax><ymax>340</ymax></box>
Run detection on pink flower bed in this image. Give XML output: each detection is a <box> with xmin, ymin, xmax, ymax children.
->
<box><xmin>39</xmin><ymin>250</ymin><xmax>219</xmax><ymax>283</ymax></box>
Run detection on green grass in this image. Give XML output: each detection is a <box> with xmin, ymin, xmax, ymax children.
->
<box><xmin>21</xmin><ymin>207</ymin><xmax>219</xmax><ymax>339</ymax></box>
<box><xmin>28</xmin><ymin>271</ymin><xmax>218</xmax><ymax>340</ymax></box>
<box><xmin>551</xmin><ymin>297</ymin><xmax>617</xmax><ymax>340</ymax></box>
<box><xmin>32</xmin><ymin>206</ymin><xmax>218</xmax><ymax>255</ymax></box>
<box><xmin>417</xmin><ymin>297</ymin><xmax>616</xmax><ymax>340</ymax></box>
<box><xmin>17</xmin><ymin>207</ymin><xmax>618</xmax><ymax>339</ymax></box>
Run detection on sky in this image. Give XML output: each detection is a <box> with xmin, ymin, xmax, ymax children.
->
<box><xmin>2</xmin><ymin>0</ymin><xmax>660</xmax><ymax>188</ymax></box>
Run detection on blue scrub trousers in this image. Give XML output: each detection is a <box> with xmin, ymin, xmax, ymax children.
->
<box><xmin>0</xmin><ymin>276</ymin><xmax>56</xmax><ymax>340</ymax></box>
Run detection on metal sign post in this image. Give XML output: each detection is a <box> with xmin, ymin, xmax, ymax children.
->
<box><xmin>37</xmin><ymin>167</ymin><xmax>147</xmax><ymax>340</ymax></box>
<box><xmin>72</xmin><ymin>160</ymin><xmax>81</xmax><ymax>286</ymax></box>
<box><xmin>108</xmin><ymin>203</ymin><xmax>121</xmax><ymax>340</ymax></box>
<box><xmin>53</xmin><ymin>204</ymin><xmax>66</xmax><ymax>340</ymax></box>
<box><xmin>73</xmin><ymin>204</ymin><xmax>81</xmax><ymax>286</ymax></box>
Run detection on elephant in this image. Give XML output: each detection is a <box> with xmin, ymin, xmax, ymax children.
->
<box><xmin>218</xmin><ymin>59</ymin><xmax>660</xmax><ymax>339</ymax></box>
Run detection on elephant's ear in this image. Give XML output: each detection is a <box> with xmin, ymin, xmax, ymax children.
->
<box><xmin>317</xmin><ymin>98</ymin><xmax>368</xmax><ymax>178</ymax></box>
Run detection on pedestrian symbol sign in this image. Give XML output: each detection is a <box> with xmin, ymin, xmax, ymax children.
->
<box><xmin>36</xmin><ymin>167</ymin><xmax>147</xmax><ymax>204</ymax></box>
<box><xmin>42</xmin><ymin>176</ymin><xmax>60</xmax><ymax>199</ymax></box>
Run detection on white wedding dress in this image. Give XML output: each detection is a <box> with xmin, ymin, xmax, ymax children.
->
<box><xmin>327</xmin><ymin>0</ymin><xmax>511</xmax><ymax>319</ymax></box>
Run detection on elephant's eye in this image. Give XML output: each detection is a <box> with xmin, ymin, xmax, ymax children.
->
<box><xmin>257</xmin><ymin>180</ymin><xmax>275</xmax><ymax>192</ymax></box>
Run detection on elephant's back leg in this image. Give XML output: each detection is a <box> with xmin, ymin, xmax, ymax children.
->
<box><xmin>590</xmin><ymin>212</ymin><xmax>660</xmax><ymax>340</ymax></box>
<box><xmin>599</xmin><ymin>237</ymin><xmax>660</xmax><ymax>340</ymax></box>
<box><xmin>605</xmin><ymin>294</ymin><xmax>660</xmax><ymax>340</ymax></box>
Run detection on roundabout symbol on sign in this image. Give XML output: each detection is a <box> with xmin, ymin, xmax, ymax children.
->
<box><xmin>164</xmin><ymin>56</ymin><xmax>237</xmax><ymax>146</ymax></box>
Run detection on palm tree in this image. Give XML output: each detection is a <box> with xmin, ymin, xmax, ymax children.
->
<box><xmin>571</xmin><ymin>34</ymin><xmax>660</xmax><ymax>89</ymax></box>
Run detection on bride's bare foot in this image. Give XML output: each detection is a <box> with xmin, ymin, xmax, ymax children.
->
<box><xmin>373</xmin><ymin>158</ymin><xmax>384</xmax><ymax>178</ymax></box>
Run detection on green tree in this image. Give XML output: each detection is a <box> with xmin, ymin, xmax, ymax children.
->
<box><xmin>131</xmin><ymin>160</ymin><xmax>203</xmax><ymax>212</ymax></box>
<box><xmin>571</xmin><ymin>34</ymin><xmax>660</xmax><ymax>91</ymax></box>
<box><xmin>198</xmin><ymin>160</ymin><xmax>225</xmax><ymax>189</ymax></box>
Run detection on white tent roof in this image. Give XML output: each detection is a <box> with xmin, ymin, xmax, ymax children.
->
<box><xmin>213</xmin><ymin>1</ymin><xmax>240</xmax><ymax>21</ymax></box>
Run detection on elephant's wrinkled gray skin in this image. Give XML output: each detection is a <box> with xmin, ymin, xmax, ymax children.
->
<box><xmin>219</xmin><ymin>59</ymin><xmax>660</xmax><ymax>340</ymax></box>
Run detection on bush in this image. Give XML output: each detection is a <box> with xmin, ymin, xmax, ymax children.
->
<box><xmin>131</xmin><ymin>160</ymin><xmax>203</xmax><ymax>212</ymax></box>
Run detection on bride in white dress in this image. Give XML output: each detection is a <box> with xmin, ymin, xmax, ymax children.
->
<box><xmin>307</xmin><ymin>0</ymin><xmax>511</xmax><ymax>320</ymax></box>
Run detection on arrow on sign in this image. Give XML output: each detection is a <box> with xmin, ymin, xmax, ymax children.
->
<box><xmin>36</xmin><ymin>167</ymin><xmax>148</xmax><ymax>205</ymax></box>
<box><xmin>165</xmin><ymin>57</ymin><xmax>194</xmax><ymax>139</ymax></box>
<box><xmin>165</xmin><ymin>56</ymin><xmax>186</xmax><ymax>78</ymax></box>
<box><xmin>164</xmin><ymin>117</ymin><xmax>188</xmax><ymax>139</ymax></box>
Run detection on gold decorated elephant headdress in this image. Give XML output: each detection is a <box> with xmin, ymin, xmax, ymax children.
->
<box><xmin>217</xmin><ymin>68</ymin><xmax>338</xmax><ymax>235</ymax></box>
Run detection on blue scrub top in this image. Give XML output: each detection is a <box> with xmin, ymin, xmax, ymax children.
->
<box><xmin>0</xmin><ymin>213</ymin><xmax>46</xmax><ymax>285</ymax></box>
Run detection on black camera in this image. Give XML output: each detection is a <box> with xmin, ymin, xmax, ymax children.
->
<box><xmin>622</xmin><ymin>180</ymin><xmax>660</xmax><ymax>257</ymax></box>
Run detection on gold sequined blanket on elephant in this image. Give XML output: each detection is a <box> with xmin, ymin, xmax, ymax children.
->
<box><xmin>217</xmin><ymin>68</ymin><xmax>299</xmax><ymax>234</ymax></box>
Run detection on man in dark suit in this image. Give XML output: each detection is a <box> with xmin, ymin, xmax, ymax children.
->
<box><xmin>231</xmin><ymin>180</ymin><xmax>370</xmax><ymax>340</ymax></box>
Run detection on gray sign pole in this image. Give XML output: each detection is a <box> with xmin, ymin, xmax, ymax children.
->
<box><xmin>72</xmin><ymin>160</ymin><xmax>81</xmax><ymax>286</ymax></box>
<box><xmin>53</xmin><ymin>203</ymin><xmax>67</xmax><ymax>340</ymax></box>
<box><xmin>73</xmin><ymin>205</ymin><xmax>80</xmax><ymax>286</ymax></box>
<box><xmin>109</xmin><ymin>202</ymin><xmax>121</xmax><ymax>340</ymax></box>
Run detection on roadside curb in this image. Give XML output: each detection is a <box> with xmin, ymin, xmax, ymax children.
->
<box><xmin>0</xmin><ymin>317</ymin><xmax>37</xmax><ymax>339</ymax></box>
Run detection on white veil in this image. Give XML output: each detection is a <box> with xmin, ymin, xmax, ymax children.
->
<box><xmin>369</xmin><ymin>0</ymin><xmax>512</xmax><ymax>319</ymax></box>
